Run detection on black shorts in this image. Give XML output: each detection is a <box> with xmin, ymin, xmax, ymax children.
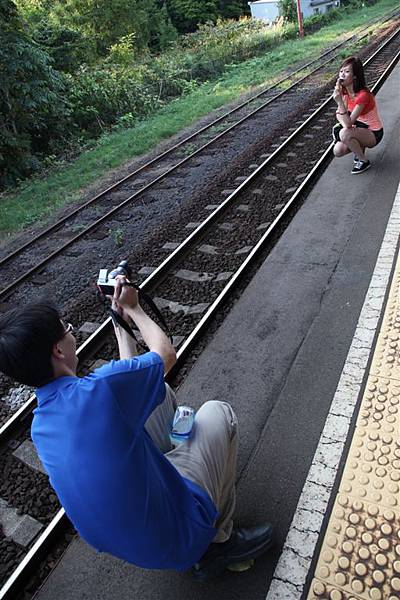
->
<box><xmin>372</xmin><ymin>128</ymin><xmax>384</xmax><ymax>145</ymax></box>
<box><xmin>354</xmin><ymin>121</ymin><xmax>384</xmax><ymax>146</ymax></box>
<box><xmin>333</xmin><ymin>121</ymin><xmax>384</xmax><ymax>146</ymax></box>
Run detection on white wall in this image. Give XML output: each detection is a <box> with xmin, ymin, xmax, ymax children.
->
<box><xmin>248</xmin><ymin>0</ymin><xmax>339</xmax><ymax>22</ymax></box>
<box><xmin>248</xmin><ymin>2</ymin><xmax>280</xmax><ymax>23</ymax></box>
<box><xmin>309</xmin><ymin>1</ymin><xmax>339</xmax><ymax>16</ymax></box>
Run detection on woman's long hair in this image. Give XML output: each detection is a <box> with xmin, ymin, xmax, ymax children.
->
<box><xmin>341</xmin><ymin>56</ymin><xmax>369</xmax><ymax>93</ymax></box>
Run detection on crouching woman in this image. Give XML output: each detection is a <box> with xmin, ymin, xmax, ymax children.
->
<box><xmin>332</xmin><ymin>56</ymin><xmax>383</xmax><ymax>174</ymax></box>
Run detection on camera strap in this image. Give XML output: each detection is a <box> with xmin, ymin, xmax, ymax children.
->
<box><xmin>107</xmin><ymin>284</ymin><xmax>172</xmax><ymax>350</ymax></box>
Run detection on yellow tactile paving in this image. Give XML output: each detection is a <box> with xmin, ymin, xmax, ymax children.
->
<box><xmin>370</xmin><ymin>260</ymin><xmax>400</xmax><ymax>381</ymax></box>
<box><xmin>307</xmin><ymin>251</ymin><xmax>400</xmax><ymax>600</ymax></box>
<box><xmin>341</xmin><ymin>377</ymin><xmax>400</xmax><ymax>511</ymax></box>
<box><xmin>308</xmin><ymin>496</ymin><xmax>400</xmax><ymax>599</ymax></box>
<box><xmin>370</xmin><ymin>317</ymin><xmax>400</xmax><ymax>381</ymax></box>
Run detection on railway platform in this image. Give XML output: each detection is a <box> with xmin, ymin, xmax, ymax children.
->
<box><xmin>32</xmin><ymin>63</ymin><xmax>400</xmax><ymax>600</ymax></box>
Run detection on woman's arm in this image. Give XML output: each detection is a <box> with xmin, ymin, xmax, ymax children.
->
<box><xmin>335</xmin><ymin>108</ymin><xmax>350</xmax><ymax>127</ymax></box>
<box><xmin>349</xmin><ymin>104</ymin><xmax>364</xmax><ymax>124</ymax></box>
<box><xmin>336</xmin><ymin>102</ymin><xmax>364</xmax><ymax>128</ymax></box>
<box><xmin>333</xmin><ymin>81</ymin><xmax>350</xmax><ymax>127</ymax></box>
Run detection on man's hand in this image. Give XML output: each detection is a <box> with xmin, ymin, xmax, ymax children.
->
<box><xmin>113</xmin><ymin>275</ymin><xmax>139</xmax><ymax>311</ymax></box>
<box><xmin>110</xmin><ymin>297</ymin><xmax>132</xmax><ymax>327</ymax></box>
<box><xmin>110</xmin><ymin>275</ymin><xmax>176</xmax><ymax>373</ymax></box>
<box><xmin>108</xmin><ymin>276</ymin><xmax>138</xmax><ymax>359</ymax></box>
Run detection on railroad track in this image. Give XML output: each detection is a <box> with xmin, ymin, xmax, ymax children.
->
<box><xmin>0</xmin><ymin>11</ymin><xmax>399</xmax><ymax>304</ymax></box>
<box><xmin>1</xmin><ymin>26</ymin><xmax>399</xmax><ymax>600</ymax></box>
<box><xmin>1</xmin><ymin>18</ymin><xmax>399</xmax><ymax>429</ymax></box>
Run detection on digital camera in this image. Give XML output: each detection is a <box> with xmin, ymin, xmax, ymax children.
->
<box><xmin>97</xmin><ymin>260</ymin><xmax>132</xmax><ymax>295</ymax></box>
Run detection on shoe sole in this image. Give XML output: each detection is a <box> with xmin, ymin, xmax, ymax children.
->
<box><xmin>191</xmin><ymin>535</ymin><xmax>274</xmax><ymax>581</ymax></box>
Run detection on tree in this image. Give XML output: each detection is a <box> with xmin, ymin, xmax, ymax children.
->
<box><xmin>217</xmin><ymin>0</ymin><xmax>249</xmax><ymax>20</ymax></box>
<box><xmin>59</xmin><ymin>0</ymin><xmax>168</xmax><ymax>56</ymax></box>
<box><xmin>278</xmin><ymin>0</ymin><xmax>297</xmax><ymax>22</ymax></box>
<box><xmin>0</xmin><ymin>0</ymin><xmax>67</xmax><ymax>187</ymax></box>
<box><xmin>32</xmin><ymin>22</ymin><xmax>93</xmax><ymax>72</ymax></box>
<box><xmin>166</xmin><ymin>0</ymin><xmax>219</xmax><ymax>33</ymax></box>
<box><xmin>166</xmin><ymin>0</ymin><xmax>249</xmax><ymax>34</ymax></box>
<box><xmin>150</xmin><ymin>2</ymin><xmax>178</xmax><ymax>51</ymax></box>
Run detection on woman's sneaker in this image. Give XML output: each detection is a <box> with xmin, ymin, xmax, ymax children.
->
<box><xmin>351</xmin><ymin>159</ymin><xmax>371</xmax><ymax>174</ymax></box>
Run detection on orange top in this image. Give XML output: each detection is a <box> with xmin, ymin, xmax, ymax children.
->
<box><xmin>344</xmin><ymin>89</ymin><xmax>383</xmax><ymax>130</ymax></box>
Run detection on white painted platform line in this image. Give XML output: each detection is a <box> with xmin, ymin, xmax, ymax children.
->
<box><xmin>266</xmin><ymin>181</ymin><xmax>400</xmax><ymax>600</ymax></box>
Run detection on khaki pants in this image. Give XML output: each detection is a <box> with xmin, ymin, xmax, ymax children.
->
<box><xmin>145</xmin><ymin>385</ymin><xmax>238</xmax><ymax>543</ymax></box>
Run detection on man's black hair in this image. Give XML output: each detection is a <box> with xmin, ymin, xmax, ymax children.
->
<box><xmin>0</xmin><ymin>301</ymin><xmax>65</xmax><ymax>388</ymax></box>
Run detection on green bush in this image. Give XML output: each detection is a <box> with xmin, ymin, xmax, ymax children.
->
<box><xmin>303</xmin><ymin>8</ymin><xmax>341</xmax><ymax>32</ymax></box>
<box><xmin>32</xmin><ymin>21</ymin><xmax>95</xmax><ymax>72</ymax></box>
<box><xmin>65</xmin><ymin>17</ymin><xmax>297</xmax><ymax>137</ymax></box>
<box><xmin>279</xmin><ymin>0</ymin><xmax>297</xmax><ymax>23</ymax></box>
<box><xmin>3</xmin><ymin>0</ymin><xmax>379</xmax><ymax>189</ymax></box>
<box><xmin>0</xmin><ymin>0</ymin><xmax>68</xmax><ymax>187</ymax></box>
<box><xmin>67</xmin><ymin>66</ymin><xmax>162</xmax><ymax>134</ymax></box>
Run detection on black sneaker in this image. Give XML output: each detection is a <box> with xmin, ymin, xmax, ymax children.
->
<box><xmin>191</xmin><ymin>522</ymin><xmax>274</xmax><ymax>581</ymax></box>
<box><xmin>351</xmin><ymin>159</ymin><xmax>371</xmax><ymax>174</ymax></box>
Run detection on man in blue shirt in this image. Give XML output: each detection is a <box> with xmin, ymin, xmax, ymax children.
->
<box><xmin>0</xmin><ymin>276</ymin><xmax>273</xmax><ymax>579</ymax></box>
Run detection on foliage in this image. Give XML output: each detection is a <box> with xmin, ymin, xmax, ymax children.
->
<box><xmin>0</xmin><ymin>0</ymin><xmax>68</xmax><ymax>187</ymax></box>
<box><xmin>166</xmin><ymin>0</ymin><xmax>218</xmax><ymax>33</ymax></box>
<box><xmin>2</xmin><ymin>0</ymin><xmax>394</xmax><ymax>232</ymax></box>
<box><xmin>303</xmin><ymin>7</ymin><xmax>341</xmax><ymax>32</ymax></box>
<box><xmin>66</xmin><ymin>66</ymin><xmax>162</xmax><ymax>134</ymax></box>
<box><xmin>278</xmin><ymin>0</ymin><xmax>298</xmax><ymax>23</ymax></box>
<box><xmin>14</xmin><ymin>0</ymin><xmax>51</xmax><ymax>24</ymax></box>
<box><xmin>2</xmin><ymin>0</ymin><xmax>391</xmax><ymax>189</ymax></box>
<box><xmin>217</xmin><ymin>0</ymin><xmax>249</xmax><ymax>20</ymax></box>
<box><xmin>17</xmin><ymin>0</ymin><xmax>177</xmax><ymax>57</ymax></box>
<box><xmin>106</xmin><ymin>34</ymin><xmax>138</xmax><ymax>66</ymax></box>
<box><xmin>149</xmin><ymin>2</ymin><xmax>178</xmax><ymax>51</ymax></box>
<box><xmin>165</xmin><ymin>0</ymin><xmax>250</xmax><ymax>32</ymax></box>
<box><xmin>57</xmin><ymin>0</ymin><xmax>166</xmax><ymax>56</ymax></box>
<box><xmin>32</xmin><ymin>21</ymin><xmax>93</xmax><ymax>72</ymax></box>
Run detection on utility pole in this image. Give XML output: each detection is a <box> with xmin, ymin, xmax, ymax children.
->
<box><xmin>296</xmin><ymin>0</ymin><xmax>304</xmax><ymax>37</ymax></box>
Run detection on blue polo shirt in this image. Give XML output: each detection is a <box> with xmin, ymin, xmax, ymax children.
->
<box><xmin>32</xmin><ymin>352</ymin><xmax>217</xmax><ymax>570</ymax></box>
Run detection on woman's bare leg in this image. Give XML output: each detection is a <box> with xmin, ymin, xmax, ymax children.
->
<box><xmin>339</xmin><ymin>127</ymin><xmax>376</xmax><ymax>161</ymax></box>
<box><xmin>333</xmin><ymin>141</ymin><xmax>351</xmax><ymax>157</ymax></box>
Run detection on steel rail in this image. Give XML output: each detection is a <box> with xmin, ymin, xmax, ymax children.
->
<box><xmin>0</xmin><ymin>511</ymin><xmax>67</xmax><ymax>600</ymax></box>
<box><xmin>1</xmin><ymin>10</ymin><xmax>393</xmax><ymax>272</ymax></box>
<box><xmin>140</xmin><ymin>25</ymin><xmax>400</xmax><ymax>293</ymax></box>
<box><xmin>170</xmin><ymin>44</ymin><xmax>400</xmax><ymax>370</ymax></box>
<box><xmin>0</xmin><ymin>38</ymin><xmax>356</xmax><ymax>301</ymax></box>
<box><xmin>0</xmin><ymin>50</ymin><xmax>377</xmax><ymax>299</ymax></box>
<box><xmin>1</xmin><ymin>24</ymin><xmax>399</xmax><ymax>446</ymax></box>
<box><xmin>0</xmin><ymin>34</ymin><xmax>399</xmax><ymax>600</ymax></box>
<box><xmin>0</xmin><ymin>15</ymin><xmax>398</xmax><ymax>305</ymax></box>
<box><xmin>0</xmin><ymin>318</ymin><xmax>111</xmax><ymax>441</ymax></box>
<box><xmin>1</xmin><ymin>23</ymin><xmax>399</xmax><ymax>445</ymax></box>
